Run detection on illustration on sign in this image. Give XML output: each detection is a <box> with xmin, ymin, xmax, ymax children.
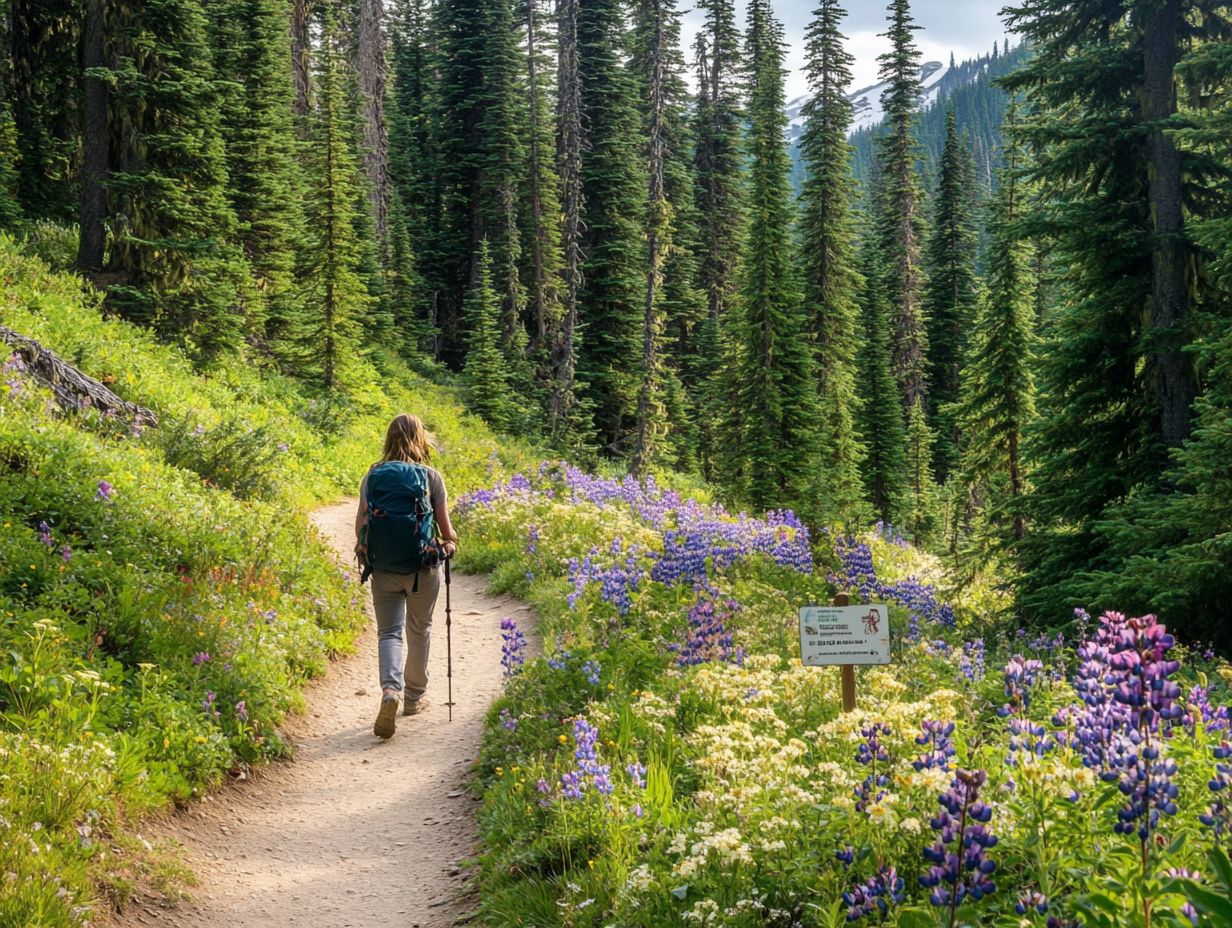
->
<box><xmin>798</xmin><ymin>603</ymin><xmax>891</xmax><ymax>667</ymax></box>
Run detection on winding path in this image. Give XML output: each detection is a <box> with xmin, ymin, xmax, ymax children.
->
<box><xmin>123</xmin><ymin>499</ymin><xmax>532</xmax><ymax>928</ymax></box>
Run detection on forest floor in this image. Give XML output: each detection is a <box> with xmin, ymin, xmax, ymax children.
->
<box><xmin>114</xmin><ymin>499</ymin><xmax>534</xmax><ymax>928</ymax></box>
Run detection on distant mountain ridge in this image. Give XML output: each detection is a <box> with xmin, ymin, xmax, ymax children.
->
<box><xmin>787</xmin><ymin>41</ymin><xmax>1030</xmax><ymax>200</ymax></box>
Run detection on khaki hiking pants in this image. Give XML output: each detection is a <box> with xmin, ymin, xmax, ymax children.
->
<box><xmin>371</xmin><ymin>567</ymin><xmax>441</xmax><ymax>701</ymax></box>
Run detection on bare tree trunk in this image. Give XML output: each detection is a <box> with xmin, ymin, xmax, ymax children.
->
<box><xmin>1142</xmin><ymin>0</ymin><xmax>1192</xmax><ymax>448</ymax></box>
<box><xmin>357</xmin><ymin>0</ymin><xmax>390</xmax><ymax>247</ymax></box>
<box><xmin>632</xmin><ymin>0</ymin><xmax>667</xmax><ymax>475</ymax></box>
<box><xmin>292</xmin><ymin>0</ymin><xmax>312</xmax><ymax>134</ymax></box>
<box><xmin>549</xmin><ymin>0</ymin><xmax>582</xmax><ymax>438</ymax></box>
<box><xmin>76</xmin><ymin>0</ymin><xmax>107</xmax><ymax>273</ymax></box>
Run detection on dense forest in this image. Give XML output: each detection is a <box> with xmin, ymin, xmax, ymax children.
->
<box><xmin>2</xmin><ymin>0</ymin><xmax>1232</xmax><ymax>645</ymax></box>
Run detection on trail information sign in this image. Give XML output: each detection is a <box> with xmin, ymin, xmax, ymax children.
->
<box><xmin>798</xmin><ymin>604</ymin><xmax>891</xmax><ymax>667</ymax></box>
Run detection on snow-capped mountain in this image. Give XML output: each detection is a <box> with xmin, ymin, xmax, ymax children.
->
<box><xmin>784</xmin><ymin>59</ymin><xmax>955</xmax><ymax>142</ymax></box>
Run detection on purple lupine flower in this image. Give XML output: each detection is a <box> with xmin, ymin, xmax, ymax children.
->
<box><xmin>672</xmin><ymin>586</ymin><xmax>739</xmax><ymax>666</ymax></box>
<box><xmin>37</xmin><ymin>521</ymin><xmax>53</xmax><ymax>547</ymax></box>
<box><xmin>547</xmin><ymin>649</ymin><xmax>570</xmax><ymax>670</ymax></box>
<box><xmin>626</xmin><ymin>762</ymin><xmax>647</xmax><ymax>788</ymax></box>
<box><xmin>836</xmin><ymin>844</ymin><xmax>855</xmax><ymax>867</ymax></box>
<box><xmin>913</xmin><ymin>720</ymin><xmax>956</xmax><ymax>772</ymax></box>
<box><xmin>536</xmin><ymin>778</ymin><xmax>551</xmax><ymax>794</ymax></box>
<box><xmin>500</xmin><ymin>617</ymin><xmax>527</xmax><ymax>681</ymax></box>
<box><xmin>629</xmin><ymin>803</ymin><xmax>644</xmax><ymax>818</ymax></box>
<box><xmin>234</xmin><ymin>700</ymin><xmax>248</xmax><ymax>722</ymax></box>
<box><xmin>560</xmin><ymin>770</ymin><xmax>584</xmax><ymax>800</ymax></box>
<box><xmin>192</xmin><ymin>652</ymin><xmax>210</xmax><ymax>666</ymax></box>
<box><xmin>1006</xmin><ymin>717</ymin><xmax>1054</xmax><ymax>767</ymax></box>
<box><xmin>582</xmin><ymin>659</ymin><xmax>601</xmax><ymax>685</ymax></box>
<box><xmin>1200</xmin><ymin>740</ymin><xmax>1232</xmax><ymax>834</ymax></box>
<box><xmin>920</xmin><ymin>769</ymin><xmax>998</xmax><ymax>911</ymax></box>
<box><xmin>843</xmin><ymin>865</ymin><xmax>905</xmax><ymax>921</ymax></box>
<box><xmin>202</xmin><ymin>690</ymin><xmax>220</xmax><ymax>718</ymax></box>
<box><xmin>95</xmin><ymin>479</ymin><xmax>113</xmax><ymax>501</ymax></box>
<box><xmin>526</xmin><ymin>524</ymin><xmax>539</xmax><ymax>554</ymax></box>
<box><xmin>998</xmin><ymin>655</ymin><xmax>1046</xmax><ymax>718</ymax></box>
<box><xmin>60</xmin><ymin>544</ymin><xmax>72</xmax><ymax>563</ymax></box>
<box><xmin>961</xmin><ymin>639</ymin><xmax>986</xmax><ymax>682</ymax></box>
<box><xmin>499</xmin><ymin>708</ymin><xmax>518</xmax><ymax>731</ymax></box>
<box><xmin>854</xmin><ymin>723</ymin><xmax>892</xmax><ymax>813</ymax></box>
<box><xmin>1015</xmin><ymin>892</ymin><xmax>1049</xmax><ymax>915</ymax></box>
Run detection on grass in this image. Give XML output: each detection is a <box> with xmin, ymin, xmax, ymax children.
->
<box><xmin>0</xmin><ymin>234</ymin><xmax>536</xmax><ymax>926</ymax></box>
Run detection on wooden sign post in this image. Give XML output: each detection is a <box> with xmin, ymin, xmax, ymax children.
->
<box><xmin>835</xmin><ymin>593</ymin><xmax>857</xmax><ymax>713</ymax></box>
<box><xmin>797</xmin><ymin>592</ymin><xmax>890</xmax><ymax>715</ymax></box>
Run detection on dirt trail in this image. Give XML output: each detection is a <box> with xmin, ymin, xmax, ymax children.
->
<box><xmin>125</xmin><ymin>499</ymin><xmax>532</xmax><ymax>928</ymax></box>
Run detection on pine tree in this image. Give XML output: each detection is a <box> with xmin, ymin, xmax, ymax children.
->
<box><xmin>1003</xmin><ymin>0</ymin><xmax>1222</xmax><ymax>622</ymax></box>
<box><xmin>519</xmin><ymin>0</ymin><xmax>565</xmax><ymax>361</ymax></box>
<box><xmin>690</xmin><ymin>0</ymin><xmax>744</xmax><ymax>478</ymax></box>
<box><xmin>386</xmin><ymin>193</ymin><xmax>433</xmax><ymax>358</ymax></box>
<box><xmin>726</xmin><ymin>0</ymin><xmax>819</xmax><ymax>513</ymax></box>
<box><xmin>954</xmin><ymin>105</ymin><xmax>1035</xmax><ymax>551</ymax></box>
<box><xmin>905</xmin><ymin>397</ymin><xmax>940</xmax><ymax>542</ymax></box>
<box><xmin>206</xmin><ymin>0</ymin><xmax>305</xmax><ymax>352</ymax></box>
<box><xmin>874</xmin><ymin>0</ymin><xmax>928</xmax><ymax>410</ymax></box>
<box><xmin>0</xmin><ymin>97</ymin><xmax>20</xmax><ymax>230</ymax></box>
<box><xmin>923</xmin><ymin>107</ymin><xmax>979</xmax><ymax>481</ymax></box>
<box><xmin>300</xmin><ymin>5</ymin><xmax>371</xmax><ymax>391</ymax></box>
<box><xmin>104</xmin><ymin>0</ymin><xmax>248</xmax><ymax>359</ymax></box>
<box><xmin>463</xmin><ymin>240</ymin><xmax>515</xmax><ymax>429</ymax></box>
<box><xmin>548</xmin><ymin>0</ymin><xmax>584</xmax><ymax>442</ymax></box>
<box><xmin>576</xmin><ymin>0</ymin><xmax>647</xmax><ymax>453</ymax></box>
<box><xmin>357</xmin><ymin>0</ymin><xmax>391</xmax><ymax>247</ymax></box>
<box><xmin>798</xmin><ymin>0</ymin><xmax>865</xmax><ymax>523</ymax></box>
<box><xmin>857</xmin><ymin>230</ymin><xmax>909</xmax><ymax>525</ymax></box>
<box><xmin>388</xmin><ymin>0</ymin><xmax>439</xmax><ymax>353</ymax></box>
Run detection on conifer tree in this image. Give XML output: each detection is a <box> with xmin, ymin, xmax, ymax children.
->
<box><xmin>207</xmin><ymin>0</ymin><xmax>305</xmax><ymax>351</ymax></box>
<box><xmin>549</xmin><ymin>0</ymin><xmax>584</xmax><ymax>442</ymax></box>
<box><xmin>576</xmin><ymin>0</ymin><xmax>647</xmax><ymax>452</ymax></box>
<box><xmin>874</xmin><ymin>0</ymin><xmax>927</xmax><ymax>410</ymax></box>
<box><xmin>690</xmin><ymin>0</ymin><xmax>744</xmax><ymax>476</ymax></box>
<box><xmin>463</xmin><ymin>240</ymin><xmax>515</xmax><ymax>429</ymax></box>
<box><xmin>1003</xmin><ymin>0</ymin><xmax>1222</xmax><ymax>621</ymax></box>
<box><xmin>905</xmin><ymin>397</ymin><xmax>940</xmax><ymax>542</ymax></box>
<box><xmin>0</xmin><ymin>97</ymin><xmax>20</xmax><ymax>230</ymax></box>
<box><xmin>799</xmin><ymin>0</ymin><xmax>865</xmax><ymax>523</ymax></box>
<box><xmin>726</xmin><ymin>0</ymin><xmax>819</xmax><ymax>513</ymax></box>
<box><xmin>386</xmin><ymin>193</ymin><xmax>433</xmax><ymax>358</ymax></box>
<box><xmin>520</xmin><ymin>0</ymin><xmax>565</xmax><ymax>359</ymax></box>
<box><xmin>857</xmin><ymin>227</ymin><xmax>908</xmax><ymax>524</ymax></box>
<box><xmin>954</xmin><ymin>105</ymin><xmax>1035</xmax><ymax>549</ymax></box>
<box><xmin>691</xmin><ymin>0</ymin><xmax>744</xmax><ymax>325</ymax></box>
<box><xmin>923</xmin><ymin>107</ymin><xmax>979</xmax><ymax>481</ymax></box>
<box><xmin>300</xmin><ymin>5</ymin><xmax>370</xmax><ymax>391</ymax></box>
<box><xmin>357</xmin><ymin>0</ymin><xmax>391</xmax><ymax>246</ymax></box>
<box><xmin>388</xmin><ymin>0</ymin><xmax>439</xmax><ymax>349</ymax></box>
<box><xmin>104</xmin><ymin>0</ymin><xmax>248</xmax><ymax>359</ymax></box>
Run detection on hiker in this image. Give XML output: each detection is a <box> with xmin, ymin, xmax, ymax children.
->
<box><xmin>354</xmin><ymin>413</ymin><xmax>458</xmax><ymax>739</ymax></box>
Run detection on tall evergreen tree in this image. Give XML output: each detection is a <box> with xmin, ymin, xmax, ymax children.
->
<box><xmin>923</xmin><ymin>107</ymin><xmax>979</xmax><ymax>481</ymax></box>
<box><xmin>357</xmin><ymin>0</ymin><xmax>391</xmax><ymax>247</ymax></box>
<box><xmin>0</xmin><ymin>96</ymin><xmax>20</xmax><ymax>230</ymax></box>
<box><xmin>857</xmin><ymin>229</ymin><xmax>909</xmax><ymax>524</ymax></box>
<box><xmin>874</xmin><ymin>0</ymin><xmax>927</xmax><ymax>411</ymax></box>
<box><xmin>798</xmin><ymin>0</ymin><xmax>865</xmax><ymax>523</ymax></box>
<box><xmin>389</xmin><ymin>0</ymin><xmax>439</xmax><ymax>351</ymax></box>
<box><xmin>954</xmin><ymin>105</ymin><xmax>1035</xmax><ymax>549</ymax></box>
<box><xmin>300</xmin><ymin>5</ymin><xmax>370</xmax><ymax>390</ymax></box>
<box><xmin>576</xmin><ymin>0</ymin><xmax>647</xmax><ymax>453</ymax></box>
<box><xmin>690</xmin><ymin>0</ymin><xmax>744</xmax><ymax>477</ymax></box>
<box><xmin>463</xmin><ymin>239</ymin><xmax>515</xmax><ymax>429</ymax></box>
<box><xmin>726</xmin><ymin>0</ymin><xmax>819</xmax><ymax>512</ymax></box>
<box><xmin>77</xmin><ymin>0</ymin><xmax>106</xmax><ymax>269</ymax></box>
<box><xmin>548</xmin><ymin>0</ymin><xmax>584</xmax><ymax>442</ymax></box>
<box><xmin>104</xmin><ymin>0</ymin><xmax>248</xmax><ymax>359</ymax></box>
<box><xmin>1004</xmin><ymin>0</ymin><xmax>1225</xmax><ymax>622</ymax></box>
<box><xmin>207</xmin><ymin>0</ymin><xmax>305</xmax><ymax>351</ymax></box>
<box><xmin>520</xmin><ymin>0</ymin><xmax>565</xmax><ymax>360</ymax></box>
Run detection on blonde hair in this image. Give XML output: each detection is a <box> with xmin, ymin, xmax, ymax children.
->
<box><xmin>380</xmin><ymin>413</ymin><xmax>432</xmax><ymax>464</ymax></box>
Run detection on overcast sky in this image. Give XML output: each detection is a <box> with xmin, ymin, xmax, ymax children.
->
<box><xmin>679</xmin><ymin>0</ymin><xmax>1012</xmax><ymax>100</ymax></box>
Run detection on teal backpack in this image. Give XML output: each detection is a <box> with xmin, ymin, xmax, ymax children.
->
<box><xmin>361</xmin><ymin>461</ymin><xmax>439</xmax><ymax>578</ymax></box>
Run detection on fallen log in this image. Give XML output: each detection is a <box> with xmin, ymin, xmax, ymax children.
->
<box><xmin>1</xmin><ymin>324</ymin><xmax>159</xmax><ymax>429</ymax></box>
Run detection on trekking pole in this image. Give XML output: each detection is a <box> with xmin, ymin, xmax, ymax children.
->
<box><xmin>444</xmin><ymin>555</ymin><xmax>454</xmax><ymax>722</ymax></box>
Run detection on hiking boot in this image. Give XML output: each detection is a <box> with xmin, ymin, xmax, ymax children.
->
<box><xmin>374</xmin><ymin>693</ymin><xmax>398</xmax><ymax>739</ymax></box>
<box><xmin>403</xmin><ymin>697</ymin><xmax>430</xmax><ymax>716</ymax></box>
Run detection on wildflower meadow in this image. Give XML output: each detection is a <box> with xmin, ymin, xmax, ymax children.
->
<box><xmin>462</xmin><ymin>464</ymin><xmax>1232</xmax><ymax>927</ymax></box>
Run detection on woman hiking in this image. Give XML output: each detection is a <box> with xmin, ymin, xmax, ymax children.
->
<box><xmin>354</xmin><ymin>413</ymin><xmax>458</xmax><ymax>739</ymax></box>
